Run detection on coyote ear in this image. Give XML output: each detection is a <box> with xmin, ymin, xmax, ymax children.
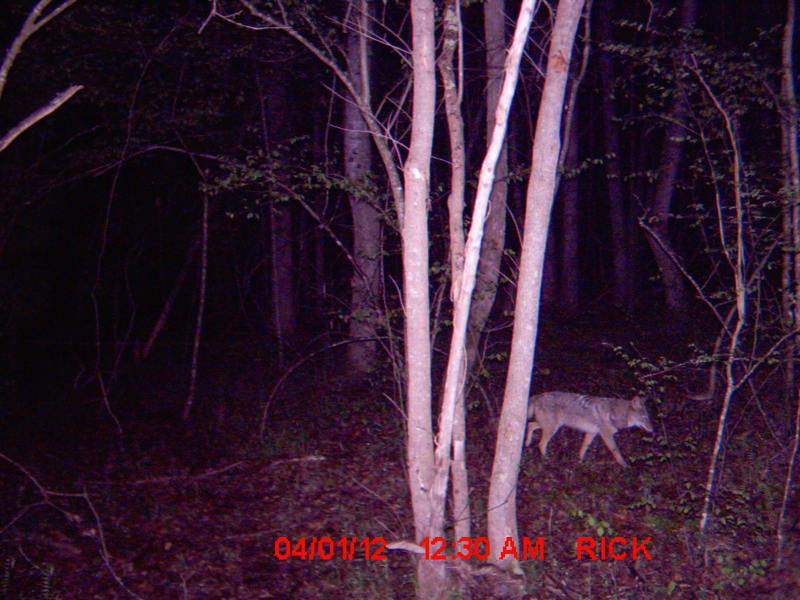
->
<box><xmin>631</xmin><ymin>395</ymin><xmax>643</xmax><ymax>407</ymax></box>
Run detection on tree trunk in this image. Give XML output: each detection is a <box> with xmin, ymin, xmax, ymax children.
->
<box><xmin>487</xmin><ymin>0</ymin><xmax>584</xmax><ymax>573</ymax></box>
<box><xmin>402</xmin><ymin>1</ymin><xmax>443</xmax><ymax>597</ymax></box>
<box><xmin>437</xmin><ymin>0</ymin><xmax>470</xmax><ymax>542</ymax></box>
<box><xmin>182</xmin><ymin>193</ymin><xmax>208</xmax><ymax>421</ymax></box>
<box><xmin>554</xmin><ymin>8</ymin><xmax>590</xmax><ymax>310</ymax></box>
<box><xmin>695</xmin><ymin>65</ymin><xmax>747</xmax><ymax>545</ymax></box>
<box><xmin>781</xmin><ymin>0</ymin><xmax>799</xmax><ymax>393</ymax></box>
<box><xmin>436</xmin><ymin>1</ymin><xmax>538</xmax><ymax>581</ymax></box>
<box><xmin>345</xmin><ymin>0</ymin><xmax>382</xmax><ymax>374</ymax></box>
<box><xmin>466</xmin><ymin>0</ymin><xmax>509</xmax><ymax>372</ymax></box>
<box><xmin>643</xmin><ymin>0</ymin><xmax>696</xmax><ymax>319</ymax></box>
<box><xmin>559</xmin><ymin>99</ymin><xmax>580</xmax><ymax>309</ymax></box>
<box><xmin>410</xmin><ymin>1</ymin><xmax>538</xmax><ymax>595</ymax></box>
<box><xmin>262</xmin><ymin>76</ymin><xmax>297</xmax><ymax>364</ymax></box>
<box><xmin>596</xmin><ymin>0</ymin><xmax>633</xmax><ymax>307</ymax></box>
<box><xmin>311</xmin><ymin>99</ymin><xmax>327</xmax><ymax>315</ymax></box>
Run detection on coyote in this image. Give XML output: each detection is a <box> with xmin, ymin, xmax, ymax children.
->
<box><xmin>525</xmin><ymin>392</ymin><xmax>653</xmax><ymax>467</ymax></box>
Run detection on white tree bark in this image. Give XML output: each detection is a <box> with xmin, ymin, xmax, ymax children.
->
<box><xmin>466</xmin><ymin>0</ymin><xmax>510</xmax><ymax>372</ymax></box>
<box><xmin>437</xmin><ymin>0</ymin><xmax>470</xmax><ymax>542</ymax></box>
<box><xmin>0</xmin><ymin>0</ymin><xmax>83</xmax><ymax>154</ymax></box>
<box><xmin>402</xmin><ymin>0</ymin><xmax>442</xmax><ymax>596</ymax></box>
<box><xmin>781</xmin><ymin>0</ymin><xmax>799</xmax><ymax>391</ymax></box>
<box><xmin>487</xmin><ymin>0</ymin><xmax>585</xmax><ymax>572</ymax></box>
<box><xmin>434</xmin><ymin>1</ymin><xmax>541</xmax><ymax>574</ymax></box>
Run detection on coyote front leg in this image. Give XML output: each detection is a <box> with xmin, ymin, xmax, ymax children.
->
<box><xmin>598</xmin><ymin>428</ymin><xmax>628</xmax><ymax>467</ymax></box>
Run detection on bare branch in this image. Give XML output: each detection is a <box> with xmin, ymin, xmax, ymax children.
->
<box><xmin>0</xmin><ymin>2</ymin><xmax>84</xmax><ymax>153</ymax></box>
<box><xmin>212</xmin><ymin>0</ymin><xmax>406</xmax><ymax>226</ymax></box>
<box><xmin>0</xmin><ymin>84</ymin><xmax>83</xmax><ymax>153</ymax></box>
<box><xmin>0</xmin><ymin>0</ymin><xmax>80</xmax><ymax>101</ymax></box>
<box><xmin>639</xmin><ymin>215</ymin><xmax>726</xmax><ymax>326</ymax></box>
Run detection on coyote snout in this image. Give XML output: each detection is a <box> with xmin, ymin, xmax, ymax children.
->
<box><xmin>525</xmin><ymin>392</ymin><xmax>653</xmax><ymax>467</ymax></box>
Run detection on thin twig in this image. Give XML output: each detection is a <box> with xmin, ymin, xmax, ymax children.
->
<box><xmin>89</xmin><ymin>461</ymin><xmax>245</xmax><ymax>487</ymax></box>
<box><xmin>258</xmin><ymin>338</ymin><xmax>383</xmax><ymax>438</ymax></box>
<box><xmin>82</xmin><ymin>489</ymin><xmax>144</xmax><ymax>600</ymax></box>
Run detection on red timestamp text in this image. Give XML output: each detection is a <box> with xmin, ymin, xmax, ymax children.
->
<box><xmin>274</xmin><ymin>536</ymin><xmax>387</xmax><ymax>561</ymax></box>
<box><xmin>421</xmin><ymin>536</ymin><xmax>546</xmax><ymax>561</ymax></box>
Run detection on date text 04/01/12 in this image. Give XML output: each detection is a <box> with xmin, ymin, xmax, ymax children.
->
<box><xmin>274</xmin><ymin>537</ymin><xmax>386</xmax><ymax>561</ymax></box>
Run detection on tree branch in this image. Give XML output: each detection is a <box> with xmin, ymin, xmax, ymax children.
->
<box><xmin>207</xmin><ymin>0</ymin><xmax>407</xmax><ymax>226</ymax></box>
<box><xmin>0</xmin><ymin>0</ymin><xmax>80</xmax><ymax>101</ymax></box>
<box><xmin>0</xmin><ymin>84</ymin><xmax>83</xmax><ymax>153</ymax></box>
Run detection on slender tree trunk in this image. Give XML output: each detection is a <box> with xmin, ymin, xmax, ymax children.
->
<box><xmin>269</xmin><ymin>204</ymin><xmax>294</xmax><ymax>364</ymax></box>
<box><xmin>781</xmin><ymin>0</ymin><xmax>799</xmax><ymax>393</ymax></box>
<box><xmin>262</xmin><ymin>76</ymin><xmax>297</xmax><ymax>363</ymax></box>
<box><xmin>596</xmin><ymin>0</ymin><xmax>633</xmax><ymax>307</ymax></box>
<box><xmin>697</xmin><ymin>71</ymin><xmax>746</xmax><ymax>547</ymax></box>
<box><xmin>436</xmin><ymin>1</ymin><xmax>538</xmax><ymax>580</ymax></box>
<box><xmin>555</xmin><ymin>5</ymin><xmax>590</xmax><ymax>309</ymax></box>
<box><xmin>410</xmin><ymin>0</ymin><xmax>534</xmax><ymax>598</ymax></box>
<box><xmin>643</xmin><ymin>0</ymin><xmax>696</xmax><ymax>318</ymax></box>
<box><xmin>437</xmin><ymin>0</ymin><xmax>470</xmax><ymax>542</ymax></box>
<box><xmin>647</xmin><ymin>102</ymin><xmax>689</xmax><ymax>315</ymax></box>
<box><xmin>141</xmin><ymin>236</ymin><xmax>200</xmax><ymax>363</ymax></box>
<box><xmin>559</xmin><ymin>100</ymin><xmax>580</xmax><ymax>309</ymax></box>
<box><xmin>628</xmin><ymin>124</ymin><xmax>646</xmax><ymax>301</ymax></box>
<box><xmin>182</xmin><ymin>193</ymin><xmax>208</xmax><ymax>421</ymax></box>
<box><xmin>487</xmin><ymin>0</ymin><xmax>584</xmax><ymax>573</ymax></box>
<box><xmin>777</xmin><ymin>388</ymin><xmax>800</xmax><ymax>566</ymax></box>
<box><xmin>345</xmin><ymin>0</ymin><xmax>382</xmax><ymax>373</ymax></box>
<box><xmin>234</xmin><ymin>2</ymin><xmax>407</xmax><ymax>230</ymax></box>
<box><xmin>466</xmin><ymin>0</ymin><xmax>509</xmax><ymax>372</ymax></box>
<box><xmin>311</xmin><ymin>99</ymin><xmax>327</xmax><ymax>315</ymax></box>
<box><xmin>775</xmin><ymin>0</ymin><xmax>800</xmax><ymax>566</ymax></box>
<box><xmin>402</xmin><ymin>1</ymin><xmax>442</xmax><ymax>597</ymax></box>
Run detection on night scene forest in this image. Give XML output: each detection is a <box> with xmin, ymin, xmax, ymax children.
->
<box><xmin>1</xmin><ymin>0</ymin><xmax>799</xmax><ymax>598</ymax></box>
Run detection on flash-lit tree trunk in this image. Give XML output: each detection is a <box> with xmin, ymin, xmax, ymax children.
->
<box><xmin>644</xmin><ymin>0</ymin><xmax>696</xmax><ymax>318</ymax></box>
<box><xmin>596</xmin><ymin>0</ymin><xmax>633</xmax><ymax>307</ymax></box>
<box><xmin>422</xmin><ymin>2</ymin><xmax>538</xmax><ymax>595</ymax></box>
<box><xmin>693</xmin><ymin>63</ymin><xmax>747</xmax><ymax>546</ymax></box>
<box><xmin>402</xmin><ymin>1</ymin><xmax>442</xmax><ymax>597</ymax></box>
<box><xmin>777</xmin><ymin>388</ymin><xmax>800</xmax><ymax>566</ymax></box>
<box><xmin>487</xmin><ymin>0</ymin><xmax>584</xmax><ymax>573</ymax></box>
<box><xmin>781</xmin><ymin>0</ymin><xmax>799</xmax><ymax>392</ymax></box>
<box><xmin>344</xmin><ymin>0</ymin><xmax>381</xmax><ymax>373</ymax></box>
<box><xmin>437</xmin><ymin>0</ymin><xmax>470</xmax><ymax>542</ymax></box>
<box><xmin>466</xmin><ymin>0</ymin><xmax>509</xmax><ymax>372</ymax></box>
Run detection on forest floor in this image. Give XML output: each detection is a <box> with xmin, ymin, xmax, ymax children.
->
<box><xmin>1</xmin><ymin>307</ymin><xmax>799</xmax><ymax>599</ymax></box>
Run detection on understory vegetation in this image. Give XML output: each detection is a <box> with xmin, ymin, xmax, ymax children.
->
<box><xmin>2</xmin><ymin>308</ymin><xmax>796</xmax><ymax>599</ymax></box>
